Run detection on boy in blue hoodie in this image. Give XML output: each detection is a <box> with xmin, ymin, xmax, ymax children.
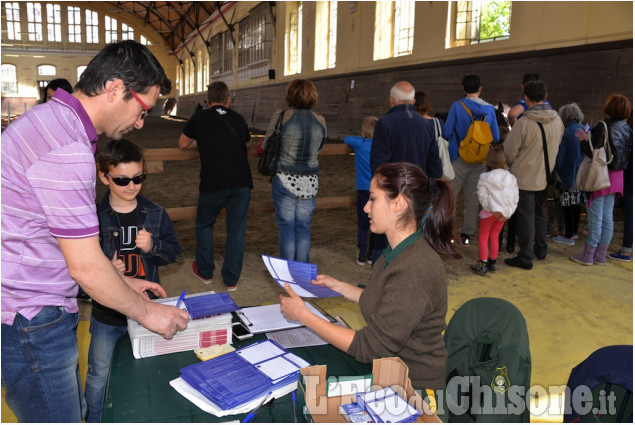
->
<box><xmin>444</xmin><ymin>74</ymin><xmax>500</xmax><ymax>247</ymax></box>
<box><xmin>344</xmin><ymin>116</ymin><xmax>378</xmax><ymax>265</ymax></box>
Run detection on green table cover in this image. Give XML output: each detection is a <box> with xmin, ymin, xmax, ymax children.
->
<box><xmin>101</xmin><ymin>333</ymin><xmax>370</xmax><ymax>422</ymax></box>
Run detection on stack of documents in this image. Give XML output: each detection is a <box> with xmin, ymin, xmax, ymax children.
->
<box><xmin>182</xmin><ymin>292</ymin><xmax>239</xmax><ymax>318</ymax></box>
<box><xmin>355</xmin><ymin>387</ymin><xmax>421</xmax><ymax>423</ymax></box>
<box><xmin>170</xmin><ymin>339</ymin><xmax>311</xmax><ymax>416</ymax></box>
<box><xmin>127</xmin><ymin>291</ymin><xmax>232</xmax><ymax>359</ymax></box>
<box><xmin>339</xmin><ymin>402</ymin><xmax>375</xmax><ymax>423</ymax></box>
<box><xmin>261</xmin><ymin>254</ymin><xmax>342</xmax><ymax>298</ymax></box>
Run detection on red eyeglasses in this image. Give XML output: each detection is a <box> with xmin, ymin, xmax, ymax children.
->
<box><xmin>128</xmin><ymin>88</ymin><xmax>150</xmax><ymax>120</ymax></box>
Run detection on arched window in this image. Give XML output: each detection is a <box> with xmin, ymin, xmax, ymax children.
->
<box><xmin>1</xmin><ymin>64</ymin><xmax>18</xmax><ymax>95</ymax></box>
<box><xmin>184</xmin><ymin>59</ymin><xmax>190</xmax><ymax>95</ymax></box>
<box><xmin>188</xmin><ymin>57</ymin><xmax>195</xmax><ymax>94</ymax></box>
<box><xmin>197</xmin><ymin>50</ymin><xmax>204</xmax><ymax>92</ymax></box>
<box><xmin>175</xmin><ymin>64</ymin><xmax>181</xmax><ymax>95</ymax></box>
<box><xmin>37</xmin><ymin>64</ymin><xmax>56</xmax><ymax>76</ymax></box>
<box><xmin>202</xmin><ymin>49</ymin><xmax>209</xmax><ymax>88</ymax></box>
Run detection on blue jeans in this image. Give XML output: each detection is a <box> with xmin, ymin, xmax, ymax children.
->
<box><xmin>1</xmin><ymin>306</ymin><xmax>85</xmax><ymax>422</ymax></box>
<box><xmin>85</xmin><ymin>317</ymin><xmax>128</xmax><ymax>422</ymax></box>
<box><xmin>195</xmin><ymin>187</ymin><xmax>251</xmax><ymax>286</ymax></box>
<box><xmin>586</xmin><ymin>194</ymin><xmax>615</xmax><ymax>247</ymax></box>
<box><xmin>272</xmin><ymin>176</ymin><xmax>316</xmax><ymax>262</ymax></box>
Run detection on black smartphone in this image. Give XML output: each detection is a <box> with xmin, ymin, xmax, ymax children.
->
<box><xmin>232</xmin><ymin>321</ymin><xmax>253</xmax><ymax>340</ymax></box>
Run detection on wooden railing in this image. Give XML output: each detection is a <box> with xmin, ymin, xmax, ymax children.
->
<box><xmin>145</xmin><ymin>143</ymin><xmax>356</xmax><ymax>221</ymax></box>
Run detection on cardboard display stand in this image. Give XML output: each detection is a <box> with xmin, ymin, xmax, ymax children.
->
<box><xmin>298</xmin><ymin>357</ymin><xmax>442</xmax><ymax>423</ymax></box>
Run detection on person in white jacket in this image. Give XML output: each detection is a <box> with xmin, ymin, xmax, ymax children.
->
<box><xmin>471</xmin><ymin>145</ymin><xmax>519</xmax><ymax>275</ymax></box>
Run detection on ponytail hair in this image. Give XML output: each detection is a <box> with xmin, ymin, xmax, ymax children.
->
<box><xmin>373</xmin><ymin>162</ymin><xmax>462</xmax><ymax>260</ymax></box>
<box><xmin>424</xmin><ymin>178</ymin><xmax>462</xmax><ymax>259</ymax></box>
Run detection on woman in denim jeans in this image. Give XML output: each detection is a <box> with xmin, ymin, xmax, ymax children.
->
<box><xmin>571</xmin><ymin>94</ymin><xmax>632</xmax><ymax>266</ymax></box>
<box><xmin>263</xmin><ymin>80</ymin><xmax>326</xmax><ymax>262</ymax></box>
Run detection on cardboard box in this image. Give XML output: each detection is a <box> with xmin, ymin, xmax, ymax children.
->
<box><xmin>126</xmin><ymin>291</ymin><xmax>232</xmax><ymax>359</ymax></box>
<box><xmin>298</xmin><ymin>357</ymin><xmax>441</xmax><ymax>423</ymax></box>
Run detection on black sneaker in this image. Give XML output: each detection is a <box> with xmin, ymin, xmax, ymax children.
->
<box><xmin>460</xmin><ymin>233</ymin><xmax>470</xmax><ymax>247</ymax></box>
<box><xmin>505</xmin><ymin>256</ymin><xmax>533</xmax><ymax>270</ymax></box>
<box><xmin>356</xmin><ymin>251</ymin><xmax>366</xmax><ymax>266</ymax></box>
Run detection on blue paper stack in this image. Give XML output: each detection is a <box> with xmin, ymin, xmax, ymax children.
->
<box><xmin>354</xmin><ymin>387</ymin><xmax>421</xmax><ymax>423</ymax></box>
<box><xmin>183</xmin><ymin>292</ymin><xmax>240</xmax><ymax>319</ymax></box>
<box><xmin>178</xmin><ymin>339</ymin><xmax>310</xmax><ymax>411</ymax></box>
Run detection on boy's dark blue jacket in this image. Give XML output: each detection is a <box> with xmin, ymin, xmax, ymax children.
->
<box><xmin>97</xmin><ymin>192</ymin><xmax>182</xmax><ymax>284</ymax></box>
<box><xmin>93</xmin><ymin>192</ymin><xmax>182</xmax><ymax>326</ymax></box>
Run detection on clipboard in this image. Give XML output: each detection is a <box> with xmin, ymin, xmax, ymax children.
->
<box><xmin>236</xmin><ymin>302</ymin><xmax>331</xmax><ymax>334</ymax></box>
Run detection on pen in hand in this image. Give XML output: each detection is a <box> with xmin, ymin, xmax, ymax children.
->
<box><xmin>176</xmin><ymin>290</ymin><xmax>186</xmax><ymax>309</ymax></box>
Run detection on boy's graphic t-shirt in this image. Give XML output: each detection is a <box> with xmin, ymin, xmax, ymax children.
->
<box><xmin>116</xmin><ymin>208</ymin><xmax>146</xmax><ymax>279</ymax></box>
<box><xmin>92</xmin><ymin>207</ymin><xmax>146</xmax><ymax>327</ymax></box>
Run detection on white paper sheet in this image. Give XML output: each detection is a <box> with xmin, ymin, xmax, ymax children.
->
<box><xmin>236</xmin><ymin>339</ymin><xmax>285</xmax><ymax>364</ymax></box>
<box><xmin>266</xmin><ymin>326</ymin><xmax>329</xmax><ymax>348</ymax></box>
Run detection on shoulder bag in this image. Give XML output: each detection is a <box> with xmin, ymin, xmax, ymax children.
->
<box><xmin>537</xmin><ymin>122</ymin><xmax>562</xmax><ymax>194</ymax></box>
<box><xmin>258</xmin><ymin>110</ymin><xmax>286</xmax><ymax>176</ymax></box>
<box><xmin>575</xmin><ymin>121</ymin><xmax>613</xmax><ymax>192</ymax></box>
<box><xmin>433</xmin><ymin>118</ymin><xmax>454</xmax><ymax>181</ymax></box>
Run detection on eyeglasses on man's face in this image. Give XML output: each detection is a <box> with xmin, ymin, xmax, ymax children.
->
<box><xmin>127</xmin><ymin>87</ymin><xmax>150</xmax><ymax>120</ymax></box>
<box><xmin>104</xmin><ymin>172</ymin><xmax>147</xmax><ymax>186</ymax></box>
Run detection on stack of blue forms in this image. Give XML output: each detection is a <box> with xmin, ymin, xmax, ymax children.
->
<box><xmin>261</xmin><ymin>255</ymin><xmax>342</xmax><ymax>298</ymax></box>
<box><xmin>182</xmin><ymin>292</ymin><xmax>239</xmax><ymax>319</ymax></box>
<box><xmin>354</xmin><ymin>387</ymin><xmax>421</xmax><ymax>423</ymax></box>
<box><xmin>178</xmin><ymin>339</ymin><xmax>310</xmax><ymax>411</ymax></box>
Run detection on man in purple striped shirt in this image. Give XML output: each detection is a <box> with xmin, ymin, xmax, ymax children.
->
<box><xmin>1</xmin><ymin>40</ymin><xmax>189</xmax><ymax>422</ymax></box>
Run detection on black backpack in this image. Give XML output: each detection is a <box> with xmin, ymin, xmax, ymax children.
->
<box><xmin>442</xmin><ymin>297</ymin><xmax>531</xmax><ymax>422</ymax></box>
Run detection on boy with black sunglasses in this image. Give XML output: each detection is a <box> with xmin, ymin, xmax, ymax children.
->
<box><xmin>85</xmin><ymin>139</ymin><xmax>182</xmax><ymax>422</ymax></box>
